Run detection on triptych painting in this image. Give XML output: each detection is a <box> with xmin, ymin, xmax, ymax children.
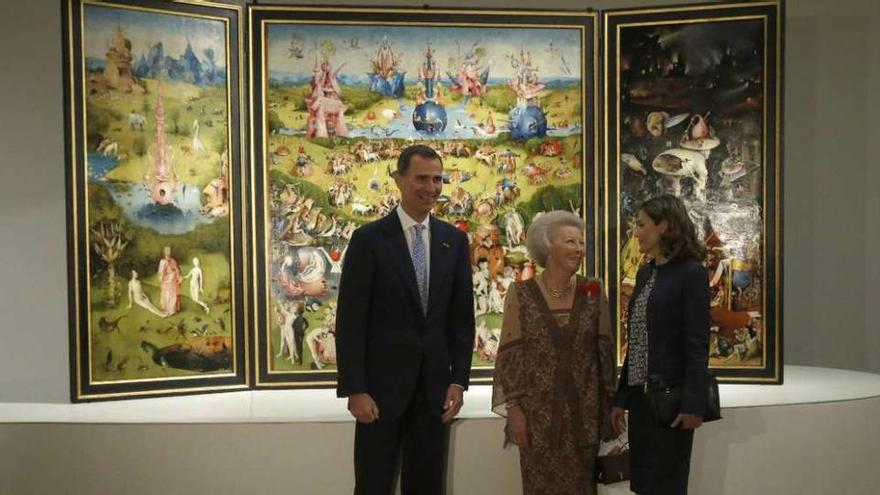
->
<box><xmin>63</xmin><ymin>0</ymin><xmax>782</xmax><ymax>400</ymax></box>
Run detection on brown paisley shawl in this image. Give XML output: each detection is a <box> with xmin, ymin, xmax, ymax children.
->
<box><xmin>492</xmin><ymin>277</ymin><xmax>617</xmax><ymax>494</ymax></box>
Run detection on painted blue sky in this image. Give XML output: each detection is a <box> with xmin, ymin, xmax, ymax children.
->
<box><xmin>266</xmin><ymin>24</ymin><xmax>583</xmax><ymax>80</ymax></box>
<box><xmin>84</xmin><ymin>4</ymin><xmax>227</xmax><ymax>68</ymax></box>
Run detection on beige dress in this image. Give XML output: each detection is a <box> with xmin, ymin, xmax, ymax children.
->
<box><xmin>492</xmin><ymin>277</ymin><xmax>617</xmax><ymax>495</ymax></box>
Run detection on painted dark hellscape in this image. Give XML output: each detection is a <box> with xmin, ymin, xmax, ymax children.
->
<box><xmin>604</xmin><ymin>1</ymin><xmax>783</xmax><ymax>383</ymax></box>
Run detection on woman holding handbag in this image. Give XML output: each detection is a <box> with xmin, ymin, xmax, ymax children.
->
<box><xmin>610</xmin><ymin>195</ymin><xmax>712</xmax><ymax>495</ymax></box>
<box><xmin>492</xmin><ymin>211</ymin><xmax>617</xmax><ymax>494</ymax></box>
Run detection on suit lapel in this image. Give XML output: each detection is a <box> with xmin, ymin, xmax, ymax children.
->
<box><xmin>381</xmin><ymin>213</ymin><xmax>423</xmax><ymax>316</ymax></box>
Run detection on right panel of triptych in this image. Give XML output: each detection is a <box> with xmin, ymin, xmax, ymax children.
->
<box><xmin>603</xmin><ymin>1</ymin><xmax>783</xmax><ymax>383</ymax></box>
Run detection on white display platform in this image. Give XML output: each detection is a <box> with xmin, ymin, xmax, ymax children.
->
<box><xmin>3</xmin><ymin>365</ymin><xmax>880</xmax><ymax>424</ymax></box>
<box><xmin>2</xmin><ymin>366</ymin><xmax>880</xmax><ymax>495</ymax></box>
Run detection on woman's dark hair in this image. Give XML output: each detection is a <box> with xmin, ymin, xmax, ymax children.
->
<box><xmin>639</xmin><ymin>194</ymin><xmax>706</xmax><ymax>262</ymax></box>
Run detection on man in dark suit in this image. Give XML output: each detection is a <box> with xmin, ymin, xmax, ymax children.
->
<box><xmin>336</xmin><ymin>144</ymin><xmax>475</xmax><ymax>495</ymax></box>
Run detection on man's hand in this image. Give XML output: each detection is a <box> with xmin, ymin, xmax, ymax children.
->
<box><xmin>670</xmin><ymin>413</ymin><xmax>703</xmax><ymax>429</ymax></box>
<box><xmin>440</xmin><ymin>385</ymin><xmax>464</xmax><ymax>424</ymax></box>
<box><xmin>348</xmin><ymin>393</ymin><xmax>379</xmax><ymax>424</ymax></box>
<box><xmin>611</xmin><ymin>406</ymin><xmax>627</xmax><ymax>437</ymax></box>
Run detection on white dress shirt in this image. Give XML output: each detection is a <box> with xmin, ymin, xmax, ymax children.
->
<box><xmin>396</xmin><ymin>205</ymin><xmax>431</xmax><ymax>289</ymax></box>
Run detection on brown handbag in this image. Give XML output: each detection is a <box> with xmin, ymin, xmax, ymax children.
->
<box><xmin>595</xmin><ymin>440</ymin><xmax>630</xmax><ymax>485</ymax></box>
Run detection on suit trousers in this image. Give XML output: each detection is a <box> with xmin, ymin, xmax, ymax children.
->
<box><xmin>626</xmin><ymin>386</ymin><xmax>695</xmax><ymax>495</ymax></box>
<box><xmin>353</xmin><ymin>381</ymin><xmax>448</xmax><ymax>495</ymax></box>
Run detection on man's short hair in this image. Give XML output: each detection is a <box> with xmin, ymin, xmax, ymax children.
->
<box><xmin>396</xmin><ymin>144</ymin><xmax>443</xmax><ymax>174</ymax></box>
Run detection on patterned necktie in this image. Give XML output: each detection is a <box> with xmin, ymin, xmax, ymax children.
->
<box><xmin>411</xmin><ymin>224</ymin><xmax>429</xmax><ymax>315</ymax></box>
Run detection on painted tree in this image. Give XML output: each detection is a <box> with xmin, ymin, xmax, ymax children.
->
<box><xmin>91</xmin><ymin>221</ymin><xmax>130</xmax><ymax>306</ymax></box>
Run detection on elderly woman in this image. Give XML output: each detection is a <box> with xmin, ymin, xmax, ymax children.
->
<box><xmin>492</xmin><ymin>211</ymin><xmax>617</xmax><ymax>494</ymax></box>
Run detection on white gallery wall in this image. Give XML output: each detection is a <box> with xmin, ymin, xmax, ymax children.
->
<box><xmin>0</xmin><ymin>0</ymin><xmax>878</xmax><ymax>405</ymax></box>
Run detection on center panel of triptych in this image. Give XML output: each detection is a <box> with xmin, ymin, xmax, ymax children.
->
<box><xmin>257</xmin><ymin>19</ymin><xmax>593</xmax><ymax>383</ymax></box>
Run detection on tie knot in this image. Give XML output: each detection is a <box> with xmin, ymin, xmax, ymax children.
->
<box><xmin>413</xmin><ymin>224</ymin><xmax>425</xmax><ymax>236</ymax></box>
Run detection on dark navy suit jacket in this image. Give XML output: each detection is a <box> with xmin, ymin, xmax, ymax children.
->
<box><xmin>335</xmin><ymin>212</ymin><xmax>475</xmax><ymax>420</ymax></box>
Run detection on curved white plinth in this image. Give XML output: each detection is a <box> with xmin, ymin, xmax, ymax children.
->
<box><xmin>3</xmin><ymin>365</ymin><xmax>880</xmax><ymax>424</ymax></box>
<box><xmin>1</xmin><ymin>366</ymin><xmax>879</xmax><ymax>495</ymax></box>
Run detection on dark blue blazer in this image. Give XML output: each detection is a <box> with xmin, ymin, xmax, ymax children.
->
<box><xmin>335</xmin><ymin>212</ymin><xmax>475</xmax><ymax>420</ymax></box>
<box><xmin>614</xmin><ymin>257</ymin><xmax>711</xmax><ymax>416</ymax></box>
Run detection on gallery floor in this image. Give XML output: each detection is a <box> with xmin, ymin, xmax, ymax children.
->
<box><xmin>2</xmin><ymin>365</ymin><xmax>879</xmax><ymax>494</ymax></box>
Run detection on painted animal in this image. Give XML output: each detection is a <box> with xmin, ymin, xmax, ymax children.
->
<box><xmin>474</xmin><ymin>146</ymin><xmax>497</xmax><ymax>167</ymax></box>
<box><xmin>351</xmin><ymin>202</ymin><xmax>375</xmax><ymax>216</ymax></box>
<box><xmin>330</xmin><ymin>160</ymin><xmax>351</xmax><ymax>175</ymax></box>
<box><xmin>98</xmin><ymin>315</ymin><xmax>126</xmax><ymax>333</ymax></box>
<box><xmin>355</xmin><ymin>148</ymin><xmax>380</xmax><ymax>162</ymax></box>
<box><xmin>97</xmin><ymin>138</ymin><xmax>118</xmax><ymax>157</ymax></box>
<box><xmin>157</xmin><ymin>320</ymin><xmax>186</xmax><ymax>336</ymax></box>
<box><xmin>128</xmin><ymin>112</ymin><xmax>147</xmax><ymax>130</ymax></box>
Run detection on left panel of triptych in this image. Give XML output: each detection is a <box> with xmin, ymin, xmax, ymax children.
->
<box><xmin>64</xmin><ymin>0</ymin><xmax>248</xmax><ymax>401</ymax></box>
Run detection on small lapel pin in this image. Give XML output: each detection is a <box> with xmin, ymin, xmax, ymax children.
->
<box><xmin>441</xmin><ymin>241</ymin><xmax>451</xmax><ymax>248</ymax></box>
